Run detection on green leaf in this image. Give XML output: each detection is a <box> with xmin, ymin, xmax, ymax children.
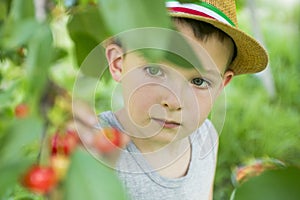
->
<box><xmin>0</xmin><ymin>1</ymin><xmax>8</xmax><ymax>22</ymax></box>
<box><xmin>0</xmin><ymin>159</ymin><xmax>34</xmax><ymax>198</ymax></box>
<box><xmin>0</xmin><ymin>116</ymin><xmax>43</xmax><ymax>164</ymax></box>
<box><xmin>1</xmin><ymin>19</ymin><xmax>39</xmax><ymax>48</ymax></box>
<box><xmin>0</xmin><ymin>81</ymin><xmax>19</xmax><ymax>108</ymax></box>
<box><xmin>69</xmin><ymin>32</ymin><xmax>104</xmax><ymax>74</ymax></box>
<box><xmin>98</xmin><ymin>0</ymin><xmax>169</xmax><ymax>62</ymax></box>
<box><xmin>98</xmin><ymin>0</ymin><xmax>171</xmax><ymax>34</ymax></box>
<box><xmin>98</xmin><ymin>0</ymin><xmax>203</xmax><ymax>71</ymax></box>
<box><xmin>64</xmin><ymin>149</ymin><xmax>128</xmax><ymax>200</ymax></box>
<box><xmin>79</xmin><ymin>0</ymin><xmax>97</xmax><ymax>6</ymax></box>
<box><xmin>25</xmin><ymin>23</ymin><xmax>53</xmax><ymax>106</ymax></box>
<box><xmin>67</xmin><ymin>5</ymin><xmax>110</xmax><ymax>66</ymax></box>
<box><xmin>231</xmin><ymin>167</ymin><xmax>300</xmax><ymax>200</ymax></box>
<box><xmin>52</xmin><ymin>47</ymin><xmax>68</xmax><ymax>63</ymax></box>
<box><xmin>116</xmin><ymin>27</ymin><xmax>204</xmax><ymax>71</ymax></box>
<box><xmin>9</xmin><ymin>0</ymin><xmax>35</xmax><ymax>21</ymax></box>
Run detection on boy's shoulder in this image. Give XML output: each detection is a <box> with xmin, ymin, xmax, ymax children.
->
<box><xmin>97</xmin><ymin>110</ymin><xmax>123</xmax><ymax>130</ymax></box>
<box><xmin>191</xmin><ymin>119</ymin><xmax>219</xmax><ymax>159</ymax></box>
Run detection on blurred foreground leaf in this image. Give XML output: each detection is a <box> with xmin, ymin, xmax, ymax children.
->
<box><xmin>0</xmin><ymin>116</ymin><xmax>43</xmax><ymax>164</ymax></box>
<box><xmin>68</xmin><ymin>0</ymin><xmax>203</xmax><ymax>78</ymax></box>
<box><xmin>1</xmin><ymin>19</ymin><xmax>39</xmax><ymax>48</ymax></box>
<box><xmin>0</xmin><ymin>0</ymin><xmax>35</xmax><ymax>47</ymax></box>
<box><xmin>0</xmin><ymin>116</ymin><xmax>43</xmax><ymax>197</ymax></box>
<box><xmin>0</xmin><ymin>159</ymin><xmax>34</xmax><ymax>197</ymax></box>
<box><xmin>9</xmin><ymin>0</ymin><xmax>34</xmax><ymax>21</ymax></box>
<box><xmin>98</xmin><ymin>0</ymin><xmax>203</xmax><ymax>70</ymax></box>
<box><xmin>98</xmin><ymin>0</ymin><xmax>170</xmax><ymax>34</ymax></box>
<box><xmin>64</xmin><ymin>149</ymin><xmax>128</xmax><ymax>200</ymax></box>
<box><xmin>231</xmin><ymin>166</ymin><xmax>300</xmax><ymax>200</ymax></box>
<box><xmin>25</xmin><ymin>23</ymin><xmax>53</xmax><ymax>107</ymax></box>
<box><xmin>67</xmin><ymin>5</ymin><xmax>109</xmax><ymax>68</ymax></box>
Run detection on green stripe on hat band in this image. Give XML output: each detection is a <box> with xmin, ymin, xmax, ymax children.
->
<box><xmin>166</xmin><ymin>0</ymin><xmax>236</xmax><ymax>27</ymax></box>
<box><xmin>198</xmin><ymin>1</ymin><xmax>235</xmax><ymax>26</ymax></box>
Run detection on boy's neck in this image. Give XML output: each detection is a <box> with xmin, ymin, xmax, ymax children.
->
<box><xmin>132</xmin><ymin>136</ymin><xmax>191</xmax><ymax>179</ymax></box>
<box><xmin>131</xmin><ymin>136</ymin><xmax>189</xmax><ymax>154</ymax></box>
<box><xmin>115</xmin><ymin>109</ymin><xmax>192</xmax><ymax>178</ymax></box>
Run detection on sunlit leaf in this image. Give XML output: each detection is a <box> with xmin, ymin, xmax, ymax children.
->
<box><xmin>64</xmin><ymin>149</ymin><xmax>128</xmax><ymax>200</ymax></box>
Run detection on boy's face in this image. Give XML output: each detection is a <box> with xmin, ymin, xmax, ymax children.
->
<box><xmin>106</xmin><ymin>22</ymin><xmax>234</xmax><ymax>147</ymax></box>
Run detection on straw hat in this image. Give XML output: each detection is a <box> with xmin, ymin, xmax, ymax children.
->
<box><xmin>166</xmin><ymin>0</ymin><xmax>269</xmax><ymax>75</ymax></box>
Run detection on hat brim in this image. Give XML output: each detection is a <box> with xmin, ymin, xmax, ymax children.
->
<box><xmin>170</xmin><ymin>12</ymin><xmax>269</xmax><ymax>75</ymax></box>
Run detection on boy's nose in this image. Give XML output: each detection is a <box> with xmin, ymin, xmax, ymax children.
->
<box><xmin>161</xmin><ymin>94</ymin><xmax>182</xmax><ymax>111</ymax></box>
<box><xmin>160</xmin><ymin>78</ymin><xmax>188</xmax><ymax>111</ymax></box>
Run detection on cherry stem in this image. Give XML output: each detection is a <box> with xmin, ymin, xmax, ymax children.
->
<box><xmin>37</xmin><ymin>120</ymin><xmax>50</xmax><ymax>165</ymax></box>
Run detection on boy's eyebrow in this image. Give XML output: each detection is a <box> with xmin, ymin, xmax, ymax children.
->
<box><xmin>193</xmin><ymin>63</ymin><xmax>222</xmax><ymax>77</ymax></box>
<box><xmin>161</xmin><ymin>62</ymin><xmax>223</xmax><ymax>80</ymax></box>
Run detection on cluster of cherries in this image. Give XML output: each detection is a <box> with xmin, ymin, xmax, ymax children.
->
<box><xmin>21</xmin><ymin>129</ymin><xmax>79</xmax><ymax>194</ymax></box>
<box><xmin>14</xmin><ymin>103</ymin><xmax>122</xmax><ymax>195</ymax></box>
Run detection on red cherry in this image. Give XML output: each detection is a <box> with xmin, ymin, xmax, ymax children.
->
<box><xmin>50</xmin><ymin>130</ymin><xmax>79</xmax><ymax>156</ymax></box>
<box><xmin>62</xmin><ymin>130</ymin><xmax>79</xmax><ymax>155</ymax></box>
<box><xmin>93</xmin><ymin>127</ymin><xmax>121</xmax><ymax>153</ymax></box>
<box><xmin>21</xmin><ymin>165</ymin><xmax>57</xmax><ymax>195</ymax></box>
<box><xmin>15</xmin><ymin>103</ymin><xmax>29</xmax><ymax>118</ymax></box>
<box><xmin>66</xmin><ymin>129</ymin><xmax>80</xmax><ymax>143</ymax></box>
<box><xmin>50</xmin><ymin>132</ymin><xmax>60</xmax><ymax>155</ymax></box>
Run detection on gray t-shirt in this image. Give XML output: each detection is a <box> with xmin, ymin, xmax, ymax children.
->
<box><xmin>99</xmin><ymin>111</ymin><xmax>218</xmax><ymax>200</ymax></box>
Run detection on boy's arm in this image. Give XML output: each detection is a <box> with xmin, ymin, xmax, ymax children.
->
<box><xmin>207</xmin><ymin>128</ymin><xmax>219</xmax><ymax>200</ymax></box>
<box><xmin>208</xmin><ymin>186</ymin><xmax>213</xmax><ymax>200</ymax></box>
<box><xmin>70</xmin><ymin>100</ymin><xmax>130</xmax><ymax>164</ymax></box>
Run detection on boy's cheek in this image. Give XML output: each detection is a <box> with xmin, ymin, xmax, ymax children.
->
<box><xmin>185</xmin><ymin>97</ymin><xmax>212</xmax><ymax>124</ymax></box>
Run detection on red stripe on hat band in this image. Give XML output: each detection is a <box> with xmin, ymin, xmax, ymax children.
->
<box><xmin>168</xmin><ymin>7</ymin><xmax>216</xmax><ymax>21</ymax></box>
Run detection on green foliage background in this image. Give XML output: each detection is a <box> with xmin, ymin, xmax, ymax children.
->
<box><xmin>214</xmin><ymin>1</ymin><xmax>300</xmax><ymax>199</ymax></box>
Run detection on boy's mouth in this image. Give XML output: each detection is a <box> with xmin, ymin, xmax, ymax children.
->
<box><xmin>151</xmin><ymin>118</ymin><xmax>181</xmax><ymax>129</ymax></box>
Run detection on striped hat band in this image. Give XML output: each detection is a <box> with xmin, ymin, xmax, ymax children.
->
<box><xmin>166</xmin><ymin>1</ymin><xmax>235</xmax><ymax>27</ymax></box>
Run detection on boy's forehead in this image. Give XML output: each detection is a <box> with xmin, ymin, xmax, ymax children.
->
<box><xmin>114</xmin><ymin>26</ymin><xmax>223</xmax><ymax>75</ymax></box>
<box><xmin>126</xmin><ymin>49</ymin><xmax>221</xmax><ymax>78</ymax></box>
<box><xmin>164</xmin><ymin>55</ymin><xmax>222</xmax><ymax>78</ymax></box>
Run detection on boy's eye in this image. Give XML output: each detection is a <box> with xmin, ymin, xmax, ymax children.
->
<box><xmin>145</xmin><ymin>66</ymin><xmax>163</xmax><ymax>76</ymax></box>
<box><xmin>191</xmin><ymin>77</ymin><xmax>210</xmax><ymax>89</ymax></box>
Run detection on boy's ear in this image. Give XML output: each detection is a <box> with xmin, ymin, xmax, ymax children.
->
<box><xmin>106</xmin><ymin>44</ymin><xmax>124</xmax><ymax>82</ymax></box>
<box><xmin>216</xmin><ymin>70</ymin><xmax>233</xmax><ymax>96</ymax></box>
<box><xmin>222</xmin><ymin>70</ymin><xmax>234</xmax><ymax>87</ymax></box>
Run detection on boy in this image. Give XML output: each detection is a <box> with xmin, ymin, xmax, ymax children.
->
<box><xmin>74</xmin><ymin>0</ymin><xmax>268</xmax><ymax>199</ymax></box>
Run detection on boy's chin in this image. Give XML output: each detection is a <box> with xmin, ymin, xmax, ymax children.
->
<box><xmin>149</xmin><ymin>129</ymin><xmax>191</xmax><ymax>144</ymax></box>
